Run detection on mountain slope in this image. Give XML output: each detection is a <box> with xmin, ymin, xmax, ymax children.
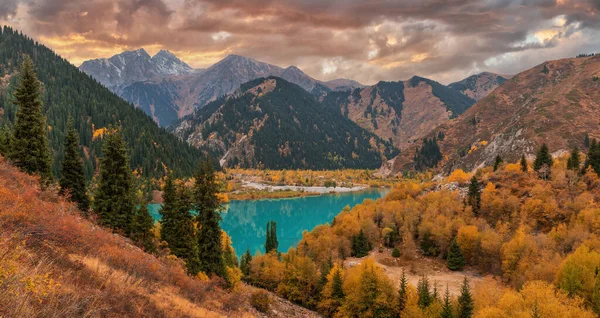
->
<box><xmin>448</xmin><ymin>72</ymin><xmax>507</xmax><ymax>101</ymax></box>
<box><xmin>81</xmin><ymin>52</ymin><xmax>363</xmax><ymax>127</ymax></box>
<box><xmin>321</xmin><ymin>76</ymin><xmax>476</xmax><ymax>149</ymax></box>
<box><xmin>393</xmin><ymin>55</ymin><xmax>600</xmax><ymax>173</ymax></box>
<box><xmin>0</xmin><ymin>26</ymin><xmax>201</xmax><ymax>178</ymax></box>
<box><xmin>79</xmin><ymin>48</ymin><xmax>194</xmax><ymax>95</ymax></box>
<box><xmin>172</xmin><ymin>77</ymin><xmax>398</xmax><ymax>169</ymax></box>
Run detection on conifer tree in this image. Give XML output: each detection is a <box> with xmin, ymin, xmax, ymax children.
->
<box><xmin>587</xmin><ymin>140</ymin><xmax>600</xmax><ymax>176</ymax></box>
<box><xmin>457</xmin><ymin>277</ymin><xmax>474</xmax><ymax>318</ymax></box>
<box><xmin>533</xmin><ymin>143</ymin><xmax>553</xmax><ymax>175</ymax></box>
<box><xmin>93</xmin><ymin>127</ymin><xmax>135</xmax><ymax>234</ymax></box>
<box><xmin>265</xmin><ymin>220</ymin><xmax>279</xmax><ymax>253</ymax></box>
<box><xmin>131</xmin><ymin>203</ymin><xmax>155</xmax><ymax>252</ymax></box>
<box><xmin>351</xmin><ymin>229</ymin><xmax>371</xmax><ymax>257</ymax></box>
<box><xmin>467</xmin><ymin>176</ymin><xmax>481</xmax><ymax>216</ymax></box>
<box><xmin>0</xmin><ymin>125</ymin><xmax>11</xmax><ymax>156</ymax></box>
<box><xmin>331</xmin><ymin>267</ymin><xmax>345</xmax><ymax>301</ymax></box>
<box><xmin>240</xmin><ymin>248</ymin><xmax>253</xmax><ymax>277</ymax></box>
<box><xmin>585</xmin><ymin>133</ymin><xmax>591</xmax><ymax>148</ymax></box>
<box><xmin>160</xmin><ymin>176</ymin><xmax>200</xmax><ymax>274</ymax></box>
<box><xmin>493</xmin><ymin>155</ymin><xmax>503</xmax><ymax>172</ymax></box>
<box><xmin>59</xmin><ymin>116</ymin><xmax>89</xmax><ymax>212</ymax></box>
<box><xmin>398</xmin><ymin>269</ymin><xmax>408</xmax><ymax>312</ymax></box>
<box><xmin>566</xmin><ymin>147</ymin><xmax>581</xmax><ymax>171</ymax></box>
<box><xmin>520</xmin><ymin>154</ymin><xmax>528</xmax><ymax>172</ymax></box>
<box><xmin>417</xmin><ymin>276</ymin><xmax>432</xmax><ymax>309</ymax></box>
<box><xmin>8</xmin><ymin>55</ymin><xmax>52</xmax><ymax>184</ymax></box>
<box><xmin>447</xmin><ymin>238</ymin><xmax>465</xmax><ymax>271</ymax></box>
<box><xmin>194</xmin><ymin>157</ymin><xmax>225</xmax><ymax>277</ymax></box>
<box><xmin>441</xmin><ymin>284</ymin><xmax>454</xmax><ymax>318</ymax></box>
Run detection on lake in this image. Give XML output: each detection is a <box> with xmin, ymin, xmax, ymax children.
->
<box><xmin>148</xmin><ymin>188</ymin><xmax>387</xmax><ymax>258</ymax></box>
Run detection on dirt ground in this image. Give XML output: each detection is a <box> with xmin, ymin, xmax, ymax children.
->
<box><xmin>344</xmin><ymin>248</ymin><xmax>486</xmax><ymax>297</ymax></box>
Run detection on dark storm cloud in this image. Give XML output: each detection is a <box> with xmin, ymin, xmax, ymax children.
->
<box><xmin>1</xmin><ymin>0</ymin><xmax>599</xmax><ymax>84</ymax></box>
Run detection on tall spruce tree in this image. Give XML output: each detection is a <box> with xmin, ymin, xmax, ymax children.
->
<box><xmin>533</xmin><ymin>143</ymin><xmax>553</xmax><ymax>172</ymax></box>
<box><xmin>351</xmin><ymin>229</ymin><xmax>371</xmax><ymax>257</ymax></box>
<box><xmin>93</xmin><ymin>127</ymin><xmax>136</xmax><ymax>234</ymax></box>
<box><xmin>441</xmin><ymin>284</ymin><xmax>454</xmax><ymax>318</ymax></box>
<box><xmin>467</xmin><ymin>176</ymin><xmax>481</xmax><ymax>216</ymax></box>
<box><xmin>520</xmin><ymin>154</ymin><xmax>528</xmax><ymax>172</ymax></box>
<box><xmin>398</xmin><ymin>269</ymin><xmax>408</xmax><ymax>312</ymax></box>
<box><xmin>131</xmin><ymin>204</ymin><xmax>155</xmax><ymax>252</ymax></box>
<box><xmin>59</xmin><ymin>116</ymin><xmax>89</xmax><ymax>212</ymax></box>
<box><xmin>458</xmin><ymin>277</ymin><xmax>474</xmax><ymax>318</ymax></box>
<box><xmin>265</xmin><ymin>220</ymin><xmax>279</xmax><ymax>253</ymax></box>
<box><xmin>8</xmin><ymin>55</ymin><xmax>52</xmax><ymax>184</ymax></box>
<box><xmin>447</xmin><ymin>238</ymin><xmax>465</xmax><ymax>271</ymax></box>
<box><xmin>417</xmin><ymin>276</ymin><xmax>432</xmax><ymax>309</ymax></box>
<box><xmin>493</xmin><ymin>155</ymin><xmax>503</xmax><ymax>172</ymax></box>
<box><xmin>194</xmin><ymin>157</ymin><xmax>225</xmax><ymax>277</ymax></box>
<box><xmin>160</xmin><ymin>176</ymin><xmax>200</xmax><ymax>274</ymax></box>
<box><xmin>566</xmin><ymin>147</ymin><xmax>581</xmax><ymax>172</ymax></box>
<box><xmin>240</xmin><ymin>248</ymin><xmax>253</xmax><ymax>277</ymax></box>
<box><xmin>0</xmin><ymin>125</ymin><xmax>11</xmax><ymax>156</ymax></box>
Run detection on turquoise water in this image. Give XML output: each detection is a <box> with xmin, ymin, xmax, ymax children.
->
<box><xmin>148</xmin><ymin>189</ymin><xmax>387</xmax><ymax>258</ymax></box>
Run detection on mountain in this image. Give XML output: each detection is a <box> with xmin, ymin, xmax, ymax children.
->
<box><xmin>321</xmin><ymin>76</ymin><xmax>476</xmax><ymax>149</ymax></box>
<box><xmin>448</xmin><ymin>72</ymin><xmax>508</xmax><ymax>101</ymax></box>
<box><xmin>392</xmin><ymin>54</ymin><xmax>600</xmax><ymax>173</ymax></box>
<box><xmin>171</xmin><ymin>77</ymin><xmax>398</xmax><ymax>169</ymax></box>
<box><xmin>0</xmin><ymin>26</ymin><xmax>202</xmax><ymax>178</ymax></box>
<box><xmin>81</xmin><ymin>52</ymin><xmax>363</xmax><ymax>127</ymax></box>
<box><xmin>79</xmin><ymin>48</ymin><xmax>194</xmax><ymax>95</ymax></box>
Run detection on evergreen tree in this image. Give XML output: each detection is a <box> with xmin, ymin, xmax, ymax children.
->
<box><xmin>441</xmin><ymin>284</ymin><xmax>453</xmax><ymax>318</ymax></box>
<box><xmin>131</xmin><ymin>203</ymin><xmax>155</xmax><ymax>252</ymax></box>
<box><xmin>265</xmin><ymin>220</ymin><xmax>279</xmax><ymax>253</ymax></box>
<box><xmin>467</xmin><ymin>176</ymin><xmax>481</xmax><ymax>216</ymax></box>
<box><xmin>447</xmin><ymin>238</ymin><xmax>465</xmax><ymax>271</ymax></box>
<box><xmin>351</xmin><ymin>229</ymin><xmax>371</xmax><ymax>257</ymax></box>
<box><xmin>59</xmin><ymin>116</ymin><xmax>89</xmax><ymax>212</ymax></box>
<box><xmin>566</xmin><ymin>147</ymin><xmax>581</xmax><ymax>171</ymax></box>
<box><xmin>585</xmin><ymin>133</ymin><xmax>591</xmax><ymax>148</ymax></box>
<box><xmin>93</xmin><ymin>127</ymin><xmax>135</xmax><ymax>234</ymax></box>
<box><xmin>457</xmin><ymin>277</ymin><xmax>474</xmax><ymax>318</ymax></box>
<box><xmin>160</xmin><ymin>176</ymin><xmax>200</xmax><ymax>274</ymax></box>
<box><xmin>587</xmin><ymin>139</ymin><xmax>600</xmax><ymax>176</ymax></box>
<box><xmin>240</xmin><ymin>248</ymin><xmax>253</xmax><ymax>277</ymax></box>
<box><xmin>194</xmin><ymin>157</ymin><xmax>225</xmax><ymax>277</ymax></box>
<box><xmin>421</xmin><ymin>231</ymin><xmax>439</xmax><ymax>256</ymax></box>
<box><xmin>493</xmin><ymin>155</ymin><xmax>503</xmax><ymax>172</ymax></box>
<box><xmin>0</xmin><ymin>125</ymin><xmax>11</xmax><ymax>156</ymax></box>
<box><xmin>398</xmin><ymin>269</ymin><xmax>408</xmax><ymax>312</ymax></box>
<box><xmin>331</xmin><ymin>267</ymin><xmax>345</xmax><ymax>301</ymax></box>
<box><xmin>8</xmin><ymin>55</ymin><xmax>52</xmax><ymax>184</ymax></box>
<box><xmin>414</xmin><ymin>137</ymin><xmax>442</xmax><ymax>171</ymax></box>
<box><xmin>417</xmin><ymin>276</ymin><xmax>432</xmax><ymax>309</ymax></box>
<box><xmin>533</xmin><ymin>143</ymin><xmax>553</xmax><ymax>179</ymax></box>
<box><xmin>520</xmin><ymin>154</ymin><xmax>528</xmax><ymax>172</ymax></box>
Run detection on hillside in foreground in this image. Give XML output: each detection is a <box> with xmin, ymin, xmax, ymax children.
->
<box><xmin>0</xmin><ymin>157</ymin><xmax>317</xmax><ymax>317</ymax></box>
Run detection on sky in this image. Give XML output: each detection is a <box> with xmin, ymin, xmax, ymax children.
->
<box><xmin>1</xmin><ymin>0</ymin><xmax>599</xmax><ymax>85</ymax></box>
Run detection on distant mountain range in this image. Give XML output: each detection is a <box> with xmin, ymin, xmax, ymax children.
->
<box><xmin>171</xmin><ymin>77</ymin><xmax>398</xmax><ymax>169</ymax></box>
<box><xmin>448</xmin><ymin>72</ymin><xmax>508</xmax><ymax>101</ymax></box>
<box><xmin>80</xmin><ymin>51</ymin><xmax>364</xmax><ymax>126</ymax></box>
<box><xmin>391</xmin><ymin>55</ymin><xmax>600</xmax><ymax>173</ymax></box>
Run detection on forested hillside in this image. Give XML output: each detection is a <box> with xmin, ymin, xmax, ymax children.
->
<box><xmin>172</xmin><ymin>77</ymin><xmax>399</xmax><ymax>169</ymax></box>
<box><xmin>0</xmin><ymin>26</ymin><xmax>201</xmax><ymax>178</ymax></box>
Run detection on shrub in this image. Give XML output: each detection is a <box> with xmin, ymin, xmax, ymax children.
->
<box><xmin>392</xmin><ymin>247</ymin><xmax>401</xmax><ymax>258</ymax></box>
<box><xmin>250</xmin><ymin>290</ymin><xmax>271</xmax><ymax>313</ymax></box>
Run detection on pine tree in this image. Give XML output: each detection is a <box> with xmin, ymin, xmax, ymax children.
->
<box><xmin>8</xmin><ymin>55</ymin><xmax>52</xmax><ymax>184</ymax></box>
<box><xmin>447</xmin><ymin>238</ymin><xmax>465</xmax><ymax>271</ymax></box>
<box><xmin>93</xmin><ymin>127</ymin><xmax>135</xmax><ymax>234</ymax></box>
<box><xmin>59</xmin><ymin>116</ymin><xmax>89</xmax><ymax>212</ymax></box>
<box><xmin>265</xmin><ymin>220</ymin><xmax>279</xmax><ymax>253</ymax></box>
<box><xmin>493</xmin><ymin>155</ymin><xmax>503</xmax><ymax>172</ymax></box>
<box><xmin>131</xmin><ymin>203</ymin><xmax>155</xmax><ymax>252</ymax></box>
<box><xmin>520</xmin><ymin>154</ymin><xmax>528</xmax><ymax>172</ymax></box>
<box><xmin>331</xmin><ymin>266</ymin><xmax>345</xmax><ymax>300</ymax></box>
<box><xmin>0</xmin><ymin>125</ymin><xmax>11</xmax><ymax>156</ymax></box>
<box><xmin>533</xmin><ymin>143</ymin><xmax>553</xmax><ymax>179</ymax></box>
<box><xmin>467</xmin><ymin>176</ymin><xmax>481</xmax><ymax>216</ymax></box>
<box><xmin>588</xmin><ymin>140</ymin><xmax>600</xmax><ymax>176</ymax></box>
<box><xmin>566</xmin><ymin>147</ymin><xmax>581</xmax><ymax>171</ymax></box>
<box><xmin>457</xmin><ymin>277</ymin><xmax>474</xmax><ymax>318</ymax></box>
<box><xmin>351</xmin><ymin>229</ymin><xmax>371</xmax><ymax>257</ymax></box>
<box><xmin>417</xmin><ymin>276</ymin><xmax>432</xmax><ymax>309</ymax></box>
<box><xmin>585</xmin><ymin>133</ymin><xmax>591</xmax><ymax>148</ymax></box>
<box><xmin>398</xmin><ymin>269</ymin><xmax>408</xmax><ymax>312</ymax></box>
<box><xmin>240</xmin><ymin>248</ymin><xmax>253</xmax><ymax>277</ymax></box>
<box><xmin>441</xmin><ymin>284</ymin><xmax>454</xmax><ymax>318</ymax></box>
<box><xmin>160</xmin><ymin>176</ymin><xmax>200</xmax><ymax>274</ymax></box>
<box><xmin>194</xmin><ymin>157</ymin><xmax>225</xmax><ymax>277</ymax></box>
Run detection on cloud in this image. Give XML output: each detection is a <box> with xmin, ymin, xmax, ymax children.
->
<box><xmin>1</xmin><ymin>0</ymin><xmax>600</xmax><ymax>84</ymax></box>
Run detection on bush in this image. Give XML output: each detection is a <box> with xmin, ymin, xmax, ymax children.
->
<box><xmin>392</xmin><ymin>247</ymin><xmax>401</xmax><ymax>258</ymax></box>
<box><xmin>250</xmin><ymin>290</ymin><xmax>271</xmax><ymax>313</ymax></box>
